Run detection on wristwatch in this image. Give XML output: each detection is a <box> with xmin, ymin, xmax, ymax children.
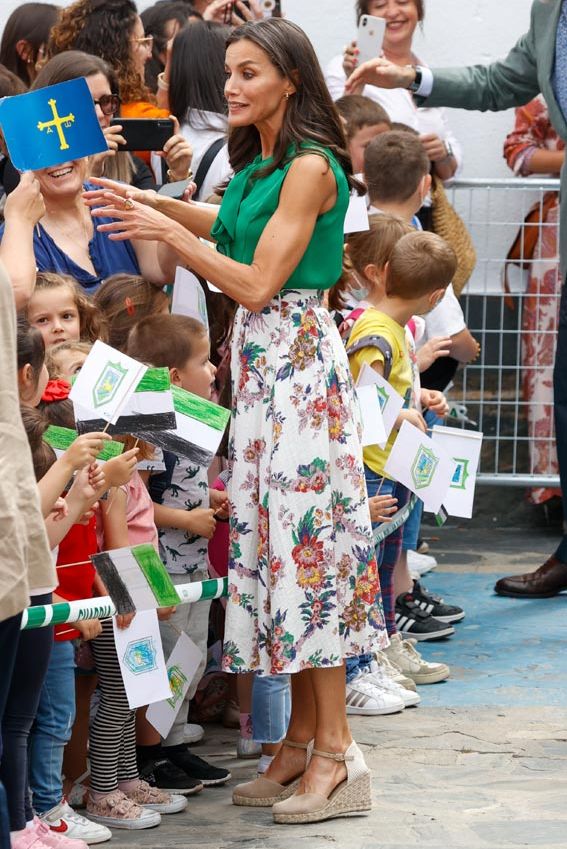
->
<box><xmin>407</xmin><ymin>65</ymin><xmax>423</xmax><ymax>93</ymax></box>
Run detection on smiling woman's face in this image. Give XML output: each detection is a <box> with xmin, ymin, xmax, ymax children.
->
<box><xmin>34</xmin><ymin>159</ymin><xmax>89</xmax><ymax>203</ymax></box>
<box><xmin>364</xmin><ymin>0</ymin><xmax>419</xmax><ymax>50</ymax></box>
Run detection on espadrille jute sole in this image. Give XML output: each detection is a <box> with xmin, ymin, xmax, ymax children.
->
<box><xmin>232</xmin><ymin>778</ymin><xmax>301</xmax><ymax>808</ymax></box>
<box><xmin>272</xmin><ymin>773</ymin><xmax>372</xmax><ymax>824</ymax></box>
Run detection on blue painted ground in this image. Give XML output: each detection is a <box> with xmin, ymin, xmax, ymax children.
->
<box><xmin>412</xmin><ymin>572</ymin><xmax>566</xmax><ymax>708</ymax></box>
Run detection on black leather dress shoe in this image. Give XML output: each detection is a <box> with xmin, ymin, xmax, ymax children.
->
<box><xmin>494</xmin><ymin>556</ymin><xmax>567</xmax><ymax>598</ymax></box>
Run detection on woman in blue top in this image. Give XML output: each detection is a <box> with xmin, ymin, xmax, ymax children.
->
<box><xmin>85</xmin><ymin>18</ymin><xmax>386</xmax><ymax>824</ymax></box>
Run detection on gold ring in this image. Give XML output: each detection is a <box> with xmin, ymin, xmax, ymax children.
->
<box><xmin>123</xmin><ymin>197</ymin><xmax>135</xmax><ymax>210</ymax></box>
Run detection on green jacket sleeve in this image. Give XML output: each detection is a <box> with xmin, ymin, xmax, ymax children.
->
<box><xmin>422</xmin><ymin>12</ymin><xmax>540</xmax><ymax>112</ymax></box>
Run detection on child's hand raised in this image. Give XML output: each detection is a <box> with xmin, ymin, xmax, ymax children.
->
<box><xmin>63</xmin><ymin>432</ymin><xmax>111</xmax><ymax>472</ymax></box>
<box><xmin>116</xmin><ymin>611</ymin><xmax>136</xmax><ymax>630</ymax></box>
<box><xmin>397</xmin><ymin>408</ymin><xmax>427</xmax><ymax>433</ymax></box>
<box><xmin>186</xmin><ymin>507</ymin><xmax>217</xmax><ymax>540</ymax></box>
<box><xmin>103</xmin><ymin>448</ymin><xmax>139</xmax><ymax>488</ymax></box>
<box><xmin>416</xmin><ymin>336</ymin><xmax>452</xmax><ymax>372</ymax></box>
<box><xmin>421</xmin><ymin>389</ymin><xmax>449</xmax><ymax>417</ymax></box>
<box><xmin>368</xmin><ymin>494</ymin><xmax>398</xmax><ymax>524</ymax></box>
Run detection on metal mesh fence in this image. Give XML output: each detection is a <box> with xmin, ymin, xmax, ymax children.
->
<box><xmin>446</xmin><ymin>177</ymin><xmax>561</xmax><ymax>488</ymax></box>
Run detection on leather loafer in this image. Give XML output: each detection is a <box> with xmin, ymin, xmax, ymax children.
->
<box><xmin>494</xmin><ymin>556</ymin><xmax>567</xmax><ymax>598</ymax></box>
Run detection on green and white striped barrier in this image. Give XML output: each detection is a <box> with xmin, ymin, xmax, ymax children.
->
<box><xmin>21</xmin><ymin>577</ymin><xmax>228</xmax><ymax>630</ymax></box>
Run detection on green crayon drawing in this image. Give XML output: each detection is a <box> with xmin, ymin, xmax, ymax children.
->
<box><xmin>450</xmin><ymin>458</ymin><xmax>470</xmax><ymax>490</ymax></box>
<box><xmin>93</xmin><ymin>360</ymin><xmax>128</xmax><ymax>408</ymax></box>
<box><xmin>411</xmin><ymin>445</ymin><xmax>439</xmax><ymax>490</ymax></box>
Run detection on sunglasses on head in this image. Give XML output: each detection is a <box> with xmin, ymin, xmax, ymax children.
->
<box><xmin>93</xmin><ymin>94</ymin><xmax>121</xmax><ymax>116</ymax></box>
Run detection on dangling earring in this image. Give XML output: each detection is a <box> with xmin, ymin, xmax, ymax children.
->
<box><xmin>284</xmin><ymin>92</ymin><xmax>290</xmax><ymax>100</ymax></box>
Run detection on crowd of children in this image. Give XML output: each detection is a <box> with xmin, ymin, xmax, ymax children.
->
<box><xmin>0</xmin><ymin>2</ymin><xmax>483</xmax><ymax>846</ymax></box>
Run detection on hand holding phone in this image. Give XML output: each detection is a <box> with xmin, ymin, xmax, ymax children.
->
<box><xmin>109</xmin><ymin>118</ymin><xmax>174</xmax><ymax>152</ymax></box>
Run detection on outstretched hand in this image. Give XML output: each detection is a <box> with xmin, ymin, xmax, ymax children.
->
<box><xmin>345</xmin><ymin>57</ymin><xmax>416</xmax><ymax>94</ymax></box>
<box><xmin>90</xmin><ymin>192</ymin><xmax>178</xmax><ymax>243</ymax></box>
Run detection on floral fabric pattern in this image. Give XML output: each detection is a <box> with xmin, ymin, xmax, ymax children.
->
<box><xmin>222</xmin><ymin>290</ymin><xmax>387</xmax><ymax>675</ymax></box>
<box><xmin>504</xmin><ymin>96</ymin><xmax>563</xmax><ymax>504</ymax></box>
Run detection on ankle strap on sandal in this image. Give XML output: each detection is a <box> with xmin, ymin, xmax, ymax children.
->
<box><xmin>311</xmin><ymin>748</ymin><xmax>354</xmax><ymax>762</ymax></box>
<box><xmin>282</xmin><ymin>739</ymin><xmax>310</xmax><ymax>751</ymax></box>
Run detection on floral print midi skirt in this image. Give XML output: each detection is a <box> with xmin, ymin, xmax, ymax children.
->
<box><xmin>222</xmin><ymin>290</ymin><xmax>387</xmax><ymax>675</ymax></box>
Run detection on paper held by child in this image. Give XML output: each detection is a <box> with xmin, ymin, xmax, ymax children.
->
<box><xmin>431</xmin><ymin>425</ymin><xmax>483</xmax><ymax>519</ymax></box>
<box><xmin>356</xmin><ymin>362</ymin><xmax>405</xmax><ymax>447</ymax></box>
<box><xmin>92</xmin><ymin>543</ymin><xmax>181</xmax><ymax>615</ymax></box>
<box><xmin>75</xmin><ymin>367</ymin><xmax>176</xmax><ymax>435</ymax></box>
<box><xmin>356</xmin><ymin>385</ymin><xmax>387</xmax><ymax>447</ymax></box>
<box><xmin>43</xmin><ymin>425</ymin><xmax>125</xmax><ymax>462</ymax></box>
<box><xmin>384</xmin><ymin>419</ymin><xmax>455</xmax><ymax>514</ymax></box>
<box><xmin>171</xmin><ymin>267</ymin><xmax>210</xmax><ymax>330</ymax></box>
<box><xmin>136</xmin><ymin>385</ymin><xmax>230</xmax><ymax>467</ymax></box>
<box><xmin>69</xmin><ymin>340</ymin><xmax>147</xmax><ymax>425</ymax></box>
<box><xmin>113</xmin><ymin>609</ymin><xmax>171</xmax><ymax>710</ymax></box>
<box><xmin>344</xmin><ymin>192</ymin><xmax>370</xmax><ymax>234</ymax></box>
<box><xmin>146</xmin><ymin>632</ymin><xmax>203</xmax><ymax>738</ymax></box>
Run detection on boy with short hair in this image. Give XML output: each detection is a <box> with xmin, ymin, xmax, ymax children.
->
<box><xmin>127</xmin><ymin>314</ymin><xmax>231</xmax><ymax>791</ymax></box>
<box><xmin>335</xmin><ymin>94</ymin><xmax>391</xmax><ymax>173</ymax></box>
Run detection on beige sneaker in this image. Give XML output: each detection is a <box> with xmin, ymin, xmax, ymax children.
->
<box><xmin>123</xmin><ymin>780</ymin><xmax>187</xmax><ymax>814</ymax></box>
<box><xmin>374</xmin><ymin>650</ymin><xmax>417</xmax><ymax>692</ymax></box>
<box><xmin>384</xmin><ymin>633</ymin><xmax>450</xmax><ymax>684</ymax></box>
<box><xmin>86</xmin><ymin>790</ymin><xmax>161</xmax><ymax>830</ymax></box>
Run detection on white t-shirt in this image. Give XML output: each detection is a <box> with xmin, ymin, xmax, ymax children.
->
<box><xmin>181</xmin><ymin>109</ymin><xmax>232</xmax><ymax>202</ymax></box>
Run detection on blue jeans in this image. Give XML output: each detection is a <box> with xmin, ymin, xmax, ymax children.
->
<box><xmin>251</xmin><ymin>674</ymin><xmax>291</xmax><ymax>744</ymax></box>
<box><xmin>28</xmin><ymin>640</ymin><xmax>76</xmax><ymax>814</ymax></box>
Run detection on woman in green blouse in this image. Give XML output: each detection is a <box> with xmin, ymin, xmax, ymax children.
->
<box><xmin>86</xmin><ymin>18</ymin><xmax>386</xmax><ymax>825</ymax></box>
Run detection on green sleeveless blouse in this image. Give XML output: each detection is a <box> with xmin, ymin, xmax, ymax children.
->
<box><xmin>211</xmin><ymin>142</ymin><xmax>349</xmax><ymax>290</ymax></box>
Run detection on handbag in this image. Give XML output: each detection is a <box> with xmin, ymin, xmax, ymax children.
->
<box><xmin>430</xmin><ymin>175</ymin><xmax>477</xmax><ymax>296</ymax></box>
<box><xmin>503</xmin><ymin>191</ymin><xmax>556</xmax><ymax>307</ymax></box>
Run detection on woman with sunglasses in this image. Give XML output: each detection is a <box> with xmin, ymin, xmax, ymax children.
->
<box><xmin>48</xmin><ymin>0</ymin><xmax>192</xmax><ymax>181</ymax></box>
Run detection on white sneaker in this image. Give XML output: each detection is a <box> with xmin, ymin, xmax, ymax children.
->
<box><xmin>236</xmin><ymin>737</ymin><xmax>262</xmax><ymax>759</ymax></box>
<box><xmin>383</xmin><ymin>632</ymin><xmax>450</xmax><ymax>684</ymax></box>
<box><xmin>40</xmin><ymin>800</ymin><xmax>111</xmax><ymax>845</ymax></box>
<box><xmin>373</xmin><ymin>650</ymin><xmax>417</xmax><ymax>692</ymax></box>
<box><xmin>345</xmin><ymin>671</ymin><xmax>405</xmax><ymax>716</ymax></box>
<box><xmin>407</xmin><ymin>549</ymin><xmax>438</xmax><ymax>577</ymax></box>
<box><xmin>183</xmin><ymin>722</ymin><xmax>204</xmax><ymax>744</ymax></box>
<box><xmin>365</xmin><ymin>663</ymin><xmax>421</xmax><ymax>708</ymax></box>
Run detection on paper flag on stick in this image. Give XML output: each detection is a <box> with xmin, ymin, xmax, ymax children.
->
<box><xmin>146</xmin><ymin>632</ymin><xmax>203</xmax><ymax>738</ymax></box>
<box><xmin>70</xmin><ymin>340</ymin><xmax>146</xmax><ymax>425</ymax></box>
<box><xmin>92</xmin><ymin>544</ymin><xmax>181</xmax><ymax>615</ymax></box>
<box><xmin>0</xmin><ymin>78</ymin><xmax>107</xmax><ymax>172</ymax></box>
<box><xmin>431</xmin><ymin>425</ymin><xmax>483</xmax><ymax>518</ymax></box>
<box><xmin>384</xmin><ymin>420</ymin><xmax>455</xmax><ymax>514</ymax></box>
<box><xmin>171</xmin><ymin>267</ymin><xmax>209</xmax><ymax>330</ymax></box>
<box><xmin>113</xmin><ymin>609</ymin><xmax>171</xmax><ymax>709</ymax></box>
<box><xmin>356</xmin><ymin>385</ymin><xmax>387</xmax><ymax>447</ymax></box>
<box><xmin>356</xmin><ymin>363</ymin><xmax>405</xmax><ymax>447</ymax></box>
<box><xmin>75</xmin><ymin>367</ymin><xmax>175</xmax><ymax>435</ymax></box>
<box><xmin>136</xmin><ymin>386</ymin><xmax>230</xmax><ymax>467</ymax></box>
<box><xmin>43</xmin><ymin>425</ymin><xmax>124</xmax><ymax>462</ymax></box>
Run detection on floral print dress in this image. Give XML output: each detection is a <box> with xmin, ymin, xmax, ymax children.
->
<box><xmin>504</xmin><ymin>96</ymin><xmax>564</xmax><ymax>504</ymax></box>
<box><xmin>213</xmin><ymin>146</ymin><xmax>387</xmax><ymax>675</ymax></box>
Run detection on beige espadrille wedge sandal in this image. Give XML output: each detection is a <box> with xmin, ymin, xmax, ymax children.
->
<box><xmin>272</xmin><ymin>741</ymin><xmax>372</xmax><ymax>824</ymax></box>
<box><xmin>232</xmin><ymin>739</ymin><xmax>313</xmax><ymax>807</ymax></box>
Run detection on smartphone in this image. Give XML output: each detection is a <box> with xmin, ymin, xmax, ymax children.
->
<box><xmin>109</xmin><ymin>118</ymin><xmax>174</xmax><ymax>151</ymax></box>
<box><xmin>223</xmin><ymin>1</ymin><xmax>250</xmax><ymax>23</ymax></box>
<box><xmin>357</xmin><ymin>14</ymin><xmax>386</xmax><ymax>64</ymax></box>
<box><xmin>158</xmin><ymin>178</ymin><xmax>191</xmax><ymax>200</ymax></box>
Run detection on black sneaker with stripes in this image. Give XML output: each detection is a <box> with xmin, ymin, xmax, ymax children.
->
<box><xmin>395</xmin><ymin>593</ymin><xmax>455</xmax><ymax>641</ymax></box>
<box><xmin>411</xmin><ymin>580</ymin><xmax>465</xmax><ymax>623</ymax></box>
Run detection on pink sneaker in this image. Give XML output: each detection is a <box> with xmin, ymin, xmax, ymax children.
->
<box><xmin>32</xmin><ymin>818</ymin><xmax>88</xmax><ymax>849</ymax></box>
<box><xmin>10</xmin><ymin>827</ymin><xmax>51</xmax><ymax>849</ymax></box>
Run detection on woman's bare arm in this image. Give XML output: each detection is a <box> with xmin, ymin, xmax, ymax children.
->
<box><xmin>92</xmin><ymin>155</ymin><xmax>338</xmax><ymax>311</ymax></box>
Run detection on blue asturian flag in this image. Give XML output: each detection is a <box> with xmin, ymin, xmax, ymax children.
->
<box><xmin>0</xmin><ymin>77</ymin><xmax>108</xmax><ymax>172</ymax></box>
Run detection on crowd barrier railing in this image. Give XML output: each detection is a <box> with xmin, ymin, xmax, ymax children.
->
<box><xmin>445</xmin><ymin>177</ymin><xmax>561</xmax><ymax>488</ymax></box>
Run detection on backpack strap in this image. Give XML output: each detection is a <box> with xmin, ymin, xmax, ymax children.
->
<box><xmin>346</xmin><ymin>334</ymin><xmax>394</xmax><ymax>381</ymax></box>
<box><xmin>193</xmin><ymin>137</ymin><xmax>226</xmax><ymax>197</ymax></box>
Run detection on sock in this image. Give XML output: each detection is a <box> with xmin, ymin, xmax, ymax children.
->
<box><xmin>118</xmin><ymin>778</ymin><xmax>140</xmax><ymax>794</ymax></box>
<box><xmin>257</xmin><ymin>754</ymin><xmax>274</xmax><ymax>774</ymax></box>
<box><xmin>239</xmin><ymin>712</ymin><xmax>253</xmax><ymax>740</ymax></box>
<box><xmin>89</xmin><ymin>788</ymin><xmax>116</xmax><ymax>802</ymax></box>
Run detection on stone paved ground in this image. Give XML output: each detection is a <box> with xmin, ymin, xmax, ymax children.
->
<box><xmin>111</xmin><ymin>502</ymin><xmax>567</xmax><ymax>849</ymax></box>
